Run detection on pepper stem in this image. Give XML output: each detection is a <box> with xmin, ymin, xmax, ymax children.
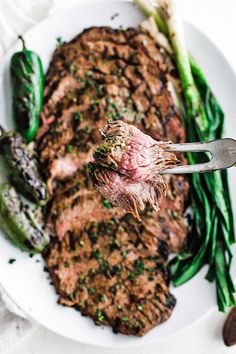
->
<box><xmin>18</xmin><ymin>35</ymin><xmax>26</xmax><ymax>50</ymax></box>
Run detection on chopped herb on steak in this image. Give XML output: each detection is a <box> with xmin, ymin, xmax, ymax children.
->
<box><xmin>37</xmin><ymin>27</ymin><xmax>189</xmax><ymax>336</ymax></box>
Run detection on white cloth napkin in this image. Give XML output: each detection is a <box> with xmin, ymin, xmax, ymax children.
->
<box><xmin>0</xmin><ymin>0</ymin><xmax>118</xmax><ymax>352</ymax></box>
<box><xmin>0</xmin><ymin>285</ymin><xmax>36</xmax><ymax>354</ymax></box>
<box><xmin>0</xmin><ymin>0</ymin><xmax>79</xmax><ymax>352</ymax></box>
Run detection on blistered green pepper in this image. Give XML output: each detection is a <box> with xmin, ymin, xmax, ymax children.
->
<box><xmin>0</xmin><ymin>126</ymin><xmax>48</xmax><ymax>205</ymax></box>
<box><xmin>10</xmin><ymin>36</ymin><xmax>44</xmax><ymax>142</ymax></box>
<box><xmin>0</xmin><ymin>183</ymin><xmax>49</xmax><ymax>253</ymax></box>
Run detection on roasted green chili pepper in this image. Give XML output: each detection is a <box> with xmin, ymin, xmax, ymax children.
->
<box><xmin>0</xmin><ymin>183</ymin><xmax>49</xmax><ymax>253</ymax></box>
<box><xmin>10</xmin><ymin>36</ymin><xmax>44</xmax><ymax>142</ymax></box>
<box><xmin>0</xmin><ymin>126</ymin><xmax>48</xmax><ymax>205</ymax></box>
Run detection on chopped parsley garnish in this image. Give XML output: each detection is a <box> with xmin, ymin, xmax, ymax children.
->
<box><xmin>108</xmin><ymin>112</ymin><xmax>121</xmax><ymax>121</ymax></box>
<box><xmin>89</xmin><ymin>230</ymin><xmax>98</xmax><ymax>243</ymax></box>
<box><xmin>110</xmin><ymin>12</ymin><xmax>119</xmax><ymax>20</ymax></box>
<box><xmin>107</xmin><ymin>98</ymin><xmax>118</xmax><ymax>110</ymax></box>
<box><xmin>95</xmin><ymin>310</ymin><xmax>105</xmax><ymax>325</ymax></box>
<box><xmin>8</xmin><ymin>258</ymin><xmax>16</xmax><ymax>264</ymax></box>
<box><xmin>88</xmin><ymin>287</ymin><xmax>96</xmax><ymax>295</ymax></box>
<box><xmin>92</xmin><ymin>249</ymin><xmax>102</xmax><ymax>260</ymax></box>
<box><xmin>114</xmin><ymin>239</ymin><xmax>121</xmax><ymax>248</ymax></box>
<box><xmin>110</xmin><ymin>239</ymin><xmax>121</xmax><ymax>251</ymax></box>
<box><xmin>136</xmin><ymin>304</ymin><xmax>144</xmax><ymax>311</ymax></box>
<box><xmin>65</xmin><ymin>145</ymin><xmax>73</xmax><ymax>153</ymax></box>
<box><xmin>103</xmin><ymin>199</ymin><xmax>113</xmax><ymax>209</ymax></box>
<box><xmin>64</xmin><ymin>261</ymin><xmax>70</xmax><ymax>268</ymax></box>
<box><xmin>69</xmin><ymin>65</ymin><xmax>78</xmax><ymax>74</ymax></box>
<box><xmin>56</xmin><ymin>36</ymin><xmax>63</xmax><ymax>48</ymax></box>
<box><xmin>98</xmin><ymin>293</ymin><xmax>105</xmax><ymax>302</ymax></box>
<box><xmin>88</xmin><ymin>229</ymin><xmax>98</xmax><ymax>243</ymax></box>
<box><xmin>93</xmin><ymin>99</ymin><xmax>100</xmax><ymax>107</ymax></box>
<box><xmin>99</xmin><ymin>260</ymin><xmax>110</xmax><ymax>273</ymax></box>
<box><xmin>50</xmin><ymin>125</ymin><xmax>57</xmax><ymax>134</ymax></box>
<box><xmin>155</xmin><ymin>107</ymin><xmax>161</xmax><ymax>117</ymax></box>
<box><xmin>95</xmin><ymin>145</ymin><xmax>108</xmax><ymax>156</ymax></box>
<box><xmin>109</xmin><ymin>283</ymin><xmax>120</xmax><ymax>294</ymax></box>
<box><xmin>75</xmin><ymin>128</ymin><xmax>91</xmax><ymax>147</ymax></box>
<box><xmin>84</xmin><ymin>126</ymin><xmax>92</xmax><ymax>134</ymax></box>
<box><xmin>121</xmin><ymin>249</ymin><xmax>130</xmax><ymax>259</ymax></box>
<box><xmin>134</xmin><ymin>320</ymin><xmax>141</xmax><ymax>328</ymax></box>
<box><xmin>148</xmin><ymin>267</ymin><xmax>156</xmax><ymax>273</ymax></box>
<box><xmin>106</xmin><ymin>99</ymin><xmax>124</xmax><ymax>121</ymax></box>
<box><xmin>111</xmin><ymin>264</ymin><xmax>122</xmax><ymax>276</ymax></box>
<box><xmin>121</xmin><ymin>316</ymin><xmax>129</xmax><ymax>322</ymax></box>
<box><xmin>122</xmin><ymin>213</ymin><xmax>133</xmax><ymax>222</ymax></box>
<box><xmin>77</xmin><ymin>77</ymin><xmax>85</xmax><ymax>83</ymax></box>
<box><xmin>79</xmin><ymin>274</ymin><xmax>85</xmax><ymax>282</ymax></box>
<box><xmin>134</xmin><ymin>259</ymin><xmax>145</xmax><ymax>270</ymax></box>
<box><xmin>129</xmin><ymin>259</ymin><xmax>146</xmax><ymax>280</ymax></box>
<box><xmin>85</xmin><ymin>78</ymin><xmax>95</xmax><ymax>88</ymax></box>
<box><xmin>97</xmin><ymin>84</ymin><xmax>104</xmax><ymax>95</ymax></box>
<box><xmin>165</xmin><ymin>294</ymin><xmax>176</xmax><ymax>307</ymax></box>
<box><xmin>108</xmin><ymin>217</ymin><xmax>118</xmax><ymax>226</ymax></box>
<box><xmin>88</xmin><ymin>268</ymin><xmax>96</xmax><ymax>275</ymax></box>
<box><xmin>73</xmin><ymin>111</ymin><xmax>83</xmax><ymax>124</ymax></box>
<box><xmin>90</xmin><ymin>221</ymin><xmax>97</xmax><ymax>227</ymax></box>
<box><xmin>107</xmin><ymin>218</ymin><xmax>116</xmax><ymax>226</ymax></box>
<box><xmin>171</xmin><ymin>211</ymin><xmax>179</xmax><ymax>219</ymax></box>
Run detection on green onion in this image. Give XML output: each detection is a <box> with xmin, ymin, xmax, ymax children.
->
<box><xmin>135</xmin><ymin>0</ymin><xmax>235</xmax><ymax>311</ymax></box>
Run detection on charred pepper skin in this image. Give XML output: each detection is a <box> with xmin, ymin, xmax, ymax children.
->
<box><xmin>10</xmin><ymin>36</ymin><xmax>44</xmax><ymax>143</ymax></box>
<box><xmin>0</xmin><ymin>129</ymin><xmax>48</xmax><ymax>205</ymax></box>
<box><xmin>0</xmin><ymin>183</ymin><xmax>49</xmax><ymax>253</ymax></box>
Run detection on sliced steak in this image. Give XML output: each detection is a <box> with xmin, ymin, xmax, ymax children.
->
<box><xmin>90</xmin><ymin>120</ymin><xmax>178</xmax><ymax>219</ymax></box>
<box><xmin>38</xmin><ymin>27</ymin><xmax>189</xmax><ymax>336</ymax></box>
<box><xmin>45</xmin><ymin>216</ymin><xmax>175</xmax><ymax>336</ymax></box>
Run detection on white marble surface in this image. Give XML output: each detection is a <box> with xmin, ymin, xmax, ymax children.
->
<box><xmin>7</xmin><ymin>0</ymin><xmax>236</xmax><ymax>353</ymax></box>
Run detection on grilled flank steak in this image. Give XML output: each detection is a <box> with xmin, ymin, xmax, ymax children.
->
<box><xmin>37</xmin><ymin>27</ymin><xmax>189</xmax><ymax>336</ymax></box>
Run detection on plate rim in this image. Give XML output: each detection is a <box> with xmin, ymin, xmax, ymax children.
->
<box><xmin>0</xmin><ymin>0</ymin><xmax>236</xmax><ymax>347</ymax></box>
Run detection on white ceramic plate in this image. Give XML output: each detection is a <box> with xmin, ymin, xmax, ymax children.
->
<box><xmin>0</xmin><ymin>0</ymin><xmax>236</xmax><ymax>348</ymax></box>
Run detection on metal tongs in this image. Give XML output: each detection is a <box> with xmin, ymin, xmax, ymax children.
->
<box><xmin>161</xmin><ymin>138</ymin><xmax>236</xmax><ymax>174</ymax></box>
